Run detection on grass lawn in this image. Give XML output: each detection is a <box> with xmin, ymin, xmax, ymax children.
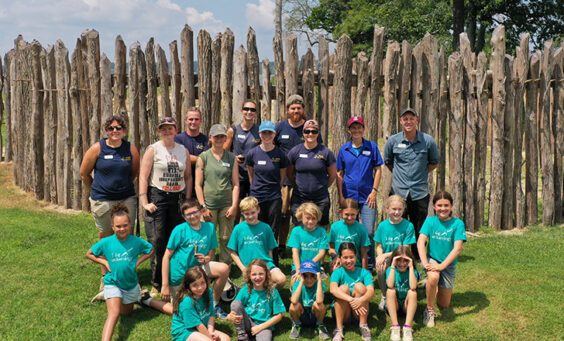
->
<box><xmin>0</xmin><ymin>162</ymin><xmax>562</xmax><ymax>340</ymax></box>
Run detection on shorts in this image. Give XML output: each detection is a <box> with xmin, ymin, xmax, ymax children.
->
<box><xmin>270</xmin><ymin>266</ymin><xmax>281</xmax><ymax>273</ymax></box>
<box><xmin>89</xmin><ymin>195</ymin><xmax>137</xmax><ymax>233</ymax></box>
<box><xmin>291</xmin><ymin>195</ymin><xmax>331</xmax><ymax>226</ymax></box>
<box><xmin>429</xmin><ymin>257</ymin><xmax>457</xmax><ymax>289</ymax></box>
<box><xmin>331</xmin><ymin>307</ymin><xmax>359</xmax><ymax>325</ymax></box>
<box><xmin>104</xmin><ymin>283</ymin><xmax>140</xmax><ymax>304</ymax></box>
<box><xmin>300</xmin><ymin>307</ymin><xmax>317</xmax><ymax>326</ymax></box>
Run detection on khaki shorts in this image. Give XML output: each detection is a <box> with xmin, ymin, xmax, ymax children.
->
<box><xmin>89</xmin><ymin>195</ymin><xmax>137</xmax><ymax>233</ymax></box>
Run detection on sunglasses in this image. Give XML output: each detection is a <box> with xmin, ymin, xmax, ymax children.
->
<box><xmin>107</xmin><ymin>126</ymin><xmax>123</xmax><ymax>131</ymax></box>
<box><xmin>303</xmin><ymin>129</ymin><xmax>319</xmax><ymax>135</ymax></box>
<box><xmin>159</xmin><ymin>117</ymin><xmax>176</xmax><ymax>124</ymax></box>
<box><xmin>183</xmin><ymin>209</ymin><xmax>201</xmax><ymax>218</ymax></box>
<box><xmin>242</xmin><ymin>107</ymin><xmax>257</xmax><ymax>112</ymax></box>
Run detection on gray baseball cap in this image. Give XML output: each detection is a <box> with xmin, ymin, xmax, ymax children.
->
<box><xmin>209</xmin><ymin>124</ymin><xmax>227</xmax><ymax>137</ymax></box>
<box><xmin>400</xmin><ymin>108</ymin><xmax>418</xmax><ymax>117</ymax></box>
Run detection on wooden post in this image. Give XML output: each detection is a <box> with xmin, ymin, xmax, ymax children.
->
<box><xmin>145</xmin><ymin>38</ymin><xmax>158</xmax><ymax>143</ymax></box>
<box><xmin>129</xmin><ymin>43</ymin><xmax>140</xmax><ymax>149</ymax></box>
<box><xmin>318</xmin><ymin>36</ymin><xmax>329</xmax><ymax>141</ymax></box>
<box><xmin>539</xmin><ymin>40</ymin><xmax>555</xmax><ymax>225</ymax></box>
<box><xmin>55</xmin><ymin>40</ymin><xmax>71</xmax><ymax>208</ymax></box>
<box><xmin>525</xmin><ymin>51</ymin><xmax>540</xmax><ymax>225</ymax></box>
<box><xmin>369</xmin><ymin>25</ymin><xmax>385</xmax><ymax>141</ymax></box>
<box><xmin>421</xmin><ymin>33</ymin><xmax>439</xmax><ymax>136</ymax></box>
<box><xmin>437</xmin><ymin>47</ymin><xmax>448</xmax><ymax>193</ymax></box>
<box><xmin>261</xmin><ymin>58</ymin><xmax>271</xmax><ymax>122</ymax></box>
<box><xmin>0</xmin><ymin>56</ymin><xmax>3</xmax><ymax>161</ymax></box>
<box><xmin>247</xmin><ymin>28</ymin><xmax>261</xmax><ymax>122</ymax></box>
<box><xmin>3</xmin><ymin>53</ymin><xmax>12</xmax><ymax>162</ymax></box>
<box><xmin>398</xmin><ymin>40</ymin><xmax>412</xmax><ymax>113</ymax></box>
<box><xmin>448</xmin><ymin>52</ymin><xmax>464</xmax><ymax>220</ymax></box>
<box><xmin>475</xmin><ymin>52</ymin><xmax>489</xmax><ymax>229</ymax></box>
<box><xmin>76</xmin><ymin>39</ymin><xmax>89</xmax><ymax>211</ymax></box>
<box><xmin>39</xmin><ymin>48</ymin><xmax>54</xmax><ymax>202</ymax></box>
<box><xmin>302</xmin><ymin>49</ymin><xmax>315</xmax><ymax>118</ymax></box>
<box><xmin>30</xmin><ymin>41</ymin><xmax>45</xmax><ymax>200</ymax></box>
<box><xmin>354</xmin><ymin>52</ymin><xmax>369</xmax><ymax>116</ymax></box>
<box><xmin>410</xmin><ymin>43</ymin><xmax>423</xmax><ymax>125</ymax></box>
<box><xmin>181</xmin><ymin>25</ymin><xmax>195</xmax><ymax>131</ymax></box>
<box><xmin>70</xmin><ymin>42</ymin><xmax>84</xmax><ymax>210</ymax></box>
<box><xmin>86</xmin><ymin>30</ymin><xmax>101</xmax><ymax>143</ymax></box>
<box><xmin>198</xmin><ymin>30</ymin><xmax>213</xmax><ymax>133</ymax></box>
<box><xmin>489</xmin><ymin>25</ymin><xmax>506</xmax><ymax>230</ymax></box>
<box><xmin>157</xmin><ymin>44</ymin><xmax>172</xmax><ymax>117</ymax></box>
<box><xmin>273</xmin><ymin>34</ymin><xmax>285</xmax><ymax>123</ymax></box>
<box><xmin>211</xmin><ymin>33</ymin><xmax>222</xmax><ymax>126</ymax></box>
<box><xmin>285</xmin><ymin>34</ymin><xmax>299</xmax><ymax>100</ymax></box>
<box><xmin>10</xmin><ymin>40</ymin><xmax>22</xmax><ymax>187</ymax></box>
<box><xmin>220</xmin><ymin>29</ymin><xmax>234</xmax><ymax>128</ymax></box>
<box><xmin>232</xmin><ymin>45</ymin><xmax>248</xmax><ymax>125</ymax></box>
<box><xmin>114</xmin><ymin>36</ymin><xmax>127</xmax><ymax>116</ymax></box>
<box><xmin>169</xmin><ymin>41</ymin><xmax>182</xmax><ymax>122</ymax></box>
<box><xmin>552</xmin><ymin>46</ymin><xmax>564</xmax><ymax>222</ymax></box>
<box><xmin>137</xmin><ymin>46</ymin><xmax>149</xmax><ymax>155</ymax></box>
<box><xmin>100</xmin><ymin>53</ymin><xmax>112</xmax><ymax>127</ymax></box>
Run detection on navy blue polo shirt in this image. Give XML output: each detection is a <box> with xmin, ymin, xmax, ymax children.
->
<box><xmin>274</xmin><ymin>119</ymin><xmax>323</xmax><ymax>155</ymax></box>
<box><xmin>383</xmin><ymin>131</ymin><xmax>439</xmax><ymax>200</ymax></box>
<box><xmin>287</xmin><ymin>143</ymin><xmax>336</xmax><ymax>201</ymax></box>
<box><xmin>336</xmin><ymin>138</ymin><xmax>383</xmax><ymax>204</ymax></box>
<box><xmin>174</xmin><ymin>132</ymin><xmax>209</xmax><ymax>157</ymax></box>
<box><xmin>245</xmin><ymin>145</ymin><xmax>289</xmax><ymax>202</ymax></box>
<box><xmin>231</xmin><ymin>124</ymin><xmax>261</xmax><ymax>183</ymax></box>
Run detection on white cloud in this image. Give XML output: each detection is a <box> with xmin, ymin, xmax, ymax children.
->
<box><xmin>157</xmin><ymin>0</ymin><xmax>181</xmax><ymax>12</ymax></box>
<box><xmin>185</xmin><ymin>7</ymin><xmax>222</xmax><ymax>27</ymax></box>
<box><xmin>245</xmin><ymin>0</ymin><xmax>275</xmax><ymax>29</ymax></box>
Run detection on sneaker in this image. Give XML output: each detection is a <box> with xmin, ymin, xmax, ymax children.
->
<box><xmin>359</xmin><ymin>324</ymin><xmax>371</xmax><ymax>341</ymax></box>
<box><xmin>423</xmin><ymin>308</ymin><xmax>436</xmax><ymax>327</ymax></box>
<box><xmin>402</xmin><ymin>325</ymin><xmax>413</xmax><ymax>341</ymax></box>
<box><xmin>378</xmin><ymin>295</ymin><xmax>387</xmax><ymax>311</ymax></box>
<box><xmin>150</xmin><ymin>286</ymin><xmax>160</xmax><ymax>298</ymax></box>
<box><xmin>138</xmin><ymin>291</ymin><xmax>152</xmax><ymax>309</ymax></box>
<box><xmin>289</xmin><ymin>323</ymin><xmax>301</xmax><ymax>339</ymax></box>
<box><xmin>390</xmin><ymin>326</ymin><xmax>401</xmax><ymax>341</ymax></box>
<box><xmin>236</xmin><ymin>332</ymin><xmax>249</xmax><ymax>341</ymax></box>
<box><xmin>215</xmin><ymin>305</ymin><xmax>228</xmax><ymax>319</ymax></box>
<box><xmin>332</xmin><ymin>328</ymin><xmax>344</xmax><ymax>341</ymax></box>
<box><xmin>317</xmin><ymin>324</ymin><xmax>330</xmax><ymax>340</ymax></box>
<box><xmin>90</xmin><ymin>290</ymin><xmax>105</xmax><ymax>303</ymax></box>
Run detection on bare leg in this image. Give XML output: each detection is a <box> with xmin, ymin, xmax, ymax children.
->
<box><xmin>386</xmin><ymin>288</ymin><xmax>399</xmax><ymax>325</ymax></box>
<box><xmin>426</xmin><ymin>270</ymin><xmax>440</xmax><ymax>309</ymax></box>
<box><xmin>209</xmin><ymin>261</ymin><xmax>230</xmax><ymax>303</ymax></box>
<box><xmin>437</xmin><ymin>288</ymin><xmax>453</xmax><ymax>308</ymax></box>
<box><xmin>270</xmin><ymin>269</ymin><xmax>287</xmax><ymax>289</ymax></box>
<box><xmin>352</xmin><ymin>283</ymin><xmax>368</xmax><ymax>324</ymax></box>
<box><xmin>102</xmin><ymin>298</ymin><xmax>123</xmax><ymax>341</ymax></box>
<box><xmin>289</xmin><ymin>302</ymin><xmax>304</xmax><ymax>322</ymax></box>
<box><xmin>404</xmin><ymin>289</ymin><xmax>417</xmax><ymax>326</ymax></box>
<box><xmin>334</xmin><ymin>285</ymin><xmax>351</xmax><ymax>329</ymax></box>
<box><xmin>312</xmin><ymin>301</ymin><xmax>327</xmax><ymax>323</ymax></box>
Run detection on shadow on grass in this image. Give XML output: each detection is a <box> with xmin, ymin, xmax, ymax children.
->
<box><xmin>116</xmin><ymin>306</ymin><xmax>163</xmax><ymax>341</ymax></box>
<box><xmin>457</xmin><ymin>255</ymin><xmax>475</xmax><ymax>263</ymax></box>
<box><xmin>440</xmin><ymin>291</ymin><xmax>490</xmax><ymax>323</ymax></box>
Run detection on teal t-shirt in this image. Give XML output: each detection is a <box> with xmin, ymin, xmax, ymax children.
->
<box><xmin>287</xmin><ymin>225</ymin><xmax>329</xmax><ymax>271</ymax></box>
<box><xmin>291</xmin><ymin>279</ymin><xmax>326</xmax><ymax>308</ymax></box>
<box><xmin>420</xmin><ymin>216</ymin><xmax>467</xmax><ymax>265</ymax></box>
<box><xmin>171</xmin><ymin>288</ymin><xmax>214</xmax><ymax>341</ymax></box>
<box><xmin>167</xmin><ymin>222</ymin><xmax>218</xmax><ymax>286</ymax></box>
<box><xmin>91</xmin><ymin>234</ymin><xmax>152</xmax><ymax>290</ymax></box>
<box><xmin>330</xmin><ymin>266</ymin><xmax>374</xmax><ymax>292</ymax></box>
<box><xmin>329</xmin><ymin>220</ymin><xmax>371</xmax><ymax>267</ymax></box>
<box><xmin>374</xmin><ymin>218</ymin><xmax>416</xmax><ymax>253</ymax></box>
<box><xmin>235</xmin><ymin>285</ymin><xmax>286</xmax><ymax>325</ymax></box>
<box><xmin>227</xmin><ymin>221</ymin><xmax>278</xmax><ymax>268</ymax></box>
<box><xmin>385</xmin><ymin>267</ymin><xmax>419</xmax><ymax>303</ymax></box>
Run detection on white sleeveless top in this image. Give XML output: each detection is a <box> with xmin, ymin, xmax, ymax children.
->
<box><xmin>150</xmin><ymin>141</ymin><xmax>187</xmax><ymax>192</ymax></box>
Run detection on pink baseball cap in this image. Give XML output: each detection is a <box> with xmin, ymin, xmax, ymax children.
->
<box><xmin>347</xmin><ymin>116</ymin><xmax>365</xmax><ymax>128</ymax></box>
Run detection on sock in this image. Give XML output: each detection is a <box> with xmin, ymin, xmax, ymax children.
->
<box><xmin>427</xmin><ymin>306</ymin><xmax>435</xmax><ymax>312</ymax></box>
<box><xmin>142</xmin><ymin>297</ymin><xmax>153</xmax><ymax>305</ymax></box>
<box><xmin>292</xmin><ymin>321</ymin><xmax>301</xmax><ymax>326</ymax></box>
<box><xmin>403</xmin><ymin>324</ymin><xmax>412</xmax><ymax>329</ymax></box>
<box><xmin>359</xmin><ymin>323</ymin><xmax>368</xmax><ymax>328</ymax></box>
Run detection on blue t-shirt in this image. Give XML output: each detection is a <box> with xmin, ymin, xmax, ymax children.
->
<box><xmin>385</xmin><ymin>267</ymin><xmax>419</xmax><ymax>304</ymax></box>
<box><xmin>287</xmin><ymin>143</ymin><xmax>336</xmax><ymax>201</ymax></box>
<box><xmin>287</xmin><ymin>225</ymin><xmax>329</xmax><ymax>271</ymax></box>
<box><xmin>245</xmin><ymin>145</ymin><xmax>288</xmax><ymax>202</ymax></box>
<box><xmin>330</xmin><ymin>266</ymin><xmax>374</xmax><ymax>292</ymax></box>
<box><xmin>167</xmin><ymin>222</ymin><xmax>218</xmax><ymax>286</ymax></box>
<box><xmin>291</xmin><ymin>279</ymin><xmax>326</xmax><ymax>307</ymax></box>
<box><xmin>420</xmin><ymin>216</ymin><xmax>467</xmax><ymax>265</ymax></box>
<box><xmin>91</xmin><ymin>139</ymin><xmax>136</xmax><ymax>201</ymax></box>
<box><xmin>373</xmin><ymin>219</ymin><xmax>416</xmax><ymax>254</ymax></box>
<box><xmin>174</xmin><ymin>132</ymin><xmax>209</xmax><ymax>189</ymax></box>
<box><xmin>91</xmin><ymin>234</ymin><xmax>152</xmax><ymax>290</ymax></box>
<box><xmin>235</xmin><ymin>285</ymin><xmax>286</xmax><ymax>326</ymax></box>
<box><xmin>329</xmin><ymin>220</ymin><xmax>371</xmax><ymax>267</ymax></box>
<box><xmin>231</xmin><ymin>124</ymin><xmax>261</xmax><ymax>183</ymax></box>
<box><xmin>336</xmin><ymin>138</ymin><xmax>383</xmax><ymax>204</ymax></box>
<box><xmin>274</xmin><ymin>119</ymin><xmax>322</xmax><ymax>155</ymax></box>
<box><xmin>383</xmin><ymin>131</ymin><xmax>440</xmax><ymax>200</ymax></box>
<box><xmin>171</xmin><ymin>288</ymin><xmax>214</xmax><ymax>341</ymax></box>
<box><xmin>227</xmin><ymin>221</ymin><xmax>278</xmax><ymax>268</ymax></box>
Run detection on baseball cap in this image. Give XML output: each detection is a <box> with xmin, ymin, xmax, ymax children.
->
<box><xmin>300</xmin><ymin>260</ymin><xmax>319</xmax><ymax>274</ymax></box>
<box><xmin>209</xmin><ymin>124</ymin><xmax>227</xmax><ymax>137</ymax></box>
<box><xmin>287</xmin><ymin>94</ymin><xmax>304</xmax><ymax>106</ymax></box>
<box><xmin>259</xmin><ymin>120</ymin><xmax>276</xmax><ymax>132</ymax></box>
<box><xmin>400</xmin><ymin>108</ymin><xmax>418</xmax><ymax>117</ymax></box>
<box><xmin>303</xmin><ymin>119</ymin><xmax>319</xmax><ymax>130</ymax></box>
<box><xmin>347</xmin><ymin>116</ymin><xmax>365</xmax><ymax>128</ymax></box>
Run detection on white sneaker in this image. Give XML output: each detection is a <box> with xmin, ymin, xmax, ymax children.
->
<box><xmin>390</xmin><ymin>326</ymin><xmax>401</xmax><ymax>341</ymax></box>
<box><xmin>90</xmin><ymin>290</ymin><xmax>105</xmax><ymax>303</ymax></box>
<box><xmin>402</xmin><ymin>325</ymin><xmax>413</xmax><ymax>341</ymax></box>
<box><xmin>378</xmin><ymin>295</ymin><xmax>387</xmax><ymax>311</ymax></box>
<box><xmin>423</xmin><ymin>308</ymin><xmax>436</xmax><ymax>327</ymax></box>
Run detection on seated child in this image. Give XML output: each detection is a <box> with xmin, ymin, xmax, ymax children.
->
<box><xmin>228</xmin><ymin>196</ymin><xmax>286</xmax><ymax>288</ymax></box>
<box><xmin>330</xmin><ymin>242</ymin><xmax>374</xmax><ymax>341</ymax></box>
<box><xmin>227</xmin><ymin>259</ymin><xmax>286</xmax><ymax>341</ymax></box>
<box><xmin>289</xmin><ymin>260</ymin><xmax>330</xmax><ymax>340</ymax></box>
<box><xmin>287</xmin><ymin>202</ymin><xmax>329</xmax><ymax>287</ymax></box>
<box><xmin>386</xmin><ymin>246</ymin><xmax>418</xmax><ymax>341</ymax></box>
<box><xmin>86</xmin><ymin>203</ymin><xmax>153</xmax><ymax>341</ymax></box>
<box><xmin>171</xmin><ymin>266</ymin><xmax>230</xmax><ymax>341</ymax></box>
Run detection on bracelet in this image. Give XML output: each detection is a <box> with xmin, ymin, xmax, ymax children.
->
<box><xmin>139</xmin><ymin>193</ymin><xmax>147</xmax><ymax>197</ymax></box>
<box><xmin>373</xmin><ymin>187</ymin><xmax>378</xmax><ymax>192</ymax></box>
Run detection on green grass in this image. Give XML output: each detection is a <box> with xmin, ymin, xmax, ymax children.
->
<box><xmin>0</xmin><ymin>163</ymin><xmax>563</xmax><ymax>340</ymax></box>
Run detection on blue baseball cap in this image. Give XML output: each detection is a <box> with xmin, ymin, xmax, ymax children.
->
<box><xmin>259</xmin><ymin>120</ymin><xmax>276</xmax><ymax>132</ymax></box>
<box><xmin>300</xmin><ymin>260</ymin><xmax>319</xmax><ymax>274</ymax></box>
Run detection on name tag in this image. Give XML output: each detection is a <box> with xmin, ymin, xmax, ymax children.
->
<box><xmin>299</xmin><ymin>154</ymin><xmax>308</xmax><ymax>158</ymax></box>
<box><xmin>257</xmin><ymin>160</ymin><xmax>267</xmax><ymax>165</ymax></box>
<box><xmin>222</xmin><ymin>162</ymin><xmax>230</xmax><ymax>167</ymax></box>
<box><xmin>362</xmin><ymin>150</ymin><xmax>371</xmax><ymax>156</ymax></box>
<box><xmin>237</xmin><ymin>134</ymin><xmax>245</xmax><ymax>139</ymax></box>
<box><xmin>398</xmin><ymin>143</ymin><xmax>407</xmax><ymax>148</ymax></box>
<box><xmin>281</xmin><ymin>134</ymin><xmax>289</xmax><ymax>139</ymax></box>
<box><xmin>104</xmin><ymin>155</ymin><xmax>113</xmax><ymax>159</ymax></box>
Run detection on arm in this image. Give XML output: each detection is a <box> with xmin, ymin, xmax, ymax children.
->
<box><xmin>139</xmin><ymin>146</ymin><xmax>157</xmax><ymax>213</ymax></box>
<box><xmin>247</xmin><ymin>165</ymin><xmax>254</xmax><ymax>184</ymax></box>
<box><xmin>225</xmin><ymin>162</ymin><xmax>240</xmax><ymax>218</ymax></box>
<box><xmin>223</xmin><ymin>127</ymin><xmax>234</xmax><ymax>151</ymax></box>
<box><xmin>375</xmin><ymin>244</ymin><xmax>392</xmax><ymax>272</ymax></box>
<box><xmin>436</xmin><ymin>240</ymin><xmax>464</xmax><ymax>270</ymax></box>
<box><xmin>252</xmin><ymin>313</ymin><xmax>283</xmax><ymax>335</ymax></box>
<box><xmin>79</xmin><ymin>142</ymin><xmax>100</xmax><ymax>189</ymax></box>
<box><xmin>336</xmin><ymin>169</ymin><xmax>345</xmax><ymax>204</ymax></box>
<box><xmin>361</xmin><ymin>246</ymin><xmax>368</xmax><ymax>269</ymax></box>
<box><xmin>183</xmin><ymin>149</ymin><xmax>193</xmax><ymax>199</ymax></box>
<box><xmin>194</xmin><ymin>323</ymin><xmax>214</xmax><ymax>339</ymax></box>
<box><xmin>161</xmin><ymin>248</ymin><xmax>174</xmax><ymax>300</ymax></box>
<box><xmin>86</xmin><ymin>248</ymin><xmax>110</xmax><ymax>272</ymax></box>
<box><xmin>417</xmin><ymin>234</ymin><xmax>430</xmax><ymax>268</ymax></box>
<box><xmin>130</xmin><ymin>144</ymin><xmax>140</xmax><ymax>179</ymax></box>
<box><xmin>195</xmin><ymin>157</ymin><xmax>212</xmax><ymax>220</ymax></box>
<box><xmin>291</xmin><ymin>248</ymin><xmax>301</xmax><ymax>283</ymax></box>
<box><xmin>290</xmin><ymin>278</ymin><xmax>304</xmax><ymax>305</ymax></box>
<box><xmin>315</xmin><ymin>273</ymin><xmax>324</xmax><ymax>305</ymax></box>
<box><xmin>366</xmin><ymin>165</ymin><xmax>381</xmax><ymax>209</ymax></box>
<box><xmin>329</xmin><ymin>281</ymin><xmax>352</xmax><ymax>302</ymax></box>
<box><xmin>386</xmin><ymin>261</ymin><xmax>396</xmax><ymax>289</ymax></box>
<box><xmin>279</xmin><ymin>168</ymin><xmax>286</xmax><ymax>188</ymax></box>
<box><xmin>327</xmin><ymin>164</ymin><xmax>337</xmax><ymax>188</ymax></box>
<box><xmin>311</xmin><ymin>249</ymin><xmax>326</xmax><ymax>264</ymax></box>
<box><xmin>230</xmin><ymin>250</ymin><xmax>246</xmax><ymax>273</ymax></box>
<box><xmin>428</xmin><ymin>163</ymin><xmax>438</xmax><ymax>172</ymax></box>
<box><xmin>408</xmin><ymin>261</ymin><xmax>417</xmax><ymax>291</ymax></box>
<box><xmin>287</xmin><ymin>164</ymin><xmax>295</xmax><ymax>186</ymax></box>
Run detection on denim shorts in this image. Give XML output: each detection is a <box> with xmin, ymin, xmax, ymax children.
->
<box><xmin>429</xmin><ymin>257</ymin><xmax>457</xmax><ymax>289</ymax></box>
<box><xmin>104</xmin><ymin>283</ymin><xmax>140</xmax><ymax>304</ymax></box>
<box><xmin>300</xmin><ymin>307</ymin><xmax>317</xmax><ymax>326</ymax></box>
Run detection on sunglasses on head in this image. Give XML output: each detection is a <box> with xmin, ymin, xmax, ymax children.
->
<box><xmin>159</xmin><ymin>117</ymin><xmax>175</xmax><ymax>124</ymax></box>
<box><xmin>107</xmin><ymin>126</ymin><xmax>123</xmax><ymax>131</ymax></box>
<box><xmin>303</xmin><ymin>129</ymin><xmax>318</xmax><ymax>135</ymax></box>
<box><xmin>242</xmin><ymin>107</ymin><xmax>257</xmax><ymax>112</ymax></box>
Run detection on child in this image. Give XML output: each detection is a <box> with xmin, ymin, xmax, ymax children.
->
<box><xmin>417</xmin><ymin>190</ymin><xmax>467</xmax><ymax>328</ymax></box>
<box><xmin>227</xmin><ymin>259</ymin><xmax>286</xmax><ymax>341</ymax></box>
<box><xmin>374</xmin><ymin>195</ymin><xmax>416</xmax><ymax>310</ymax></box>
<box><xmin>86</xmin><ymin>203</ymin><xmax>153</xmax><ymax>341</ymax></box>
<box><xmin>287</xmin><ymin>202</ymin><xmax>329</xmax><ymax>287</ymax></box>
<box><xmin>228</xmin><ymin>196</ymin><xmax>286</xmax><ymax>288</ymax></box>
<box><xmin>289</xmin><ymin>260</ymin><xmax>330</xmax><ymax>340</ymax></box>
<box><xmin>330</xmin><ymin>243</ymin><xmax>374</xmax><ymax>341</ymax></box>
<box><xmin>386</xmin><ymin>246</ymin><xmax>418</xmax><ymax>341</ymax></box>
<box><xmin>171</xmin><ymin>266</ymin><xmax>231</xmax><ymax>341</ymax></box>
<box><xmin>328</xmin><ymin>198</ymin><xmax>370</xmax><ymax>272</ymax></box>
<box><xmin>149</xmin><ymin>198</ymin><xmax>230</xmax><ymax>318</ymax></box>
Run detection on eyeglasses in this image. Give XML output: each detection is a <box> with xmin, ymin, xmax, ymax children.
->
<box><xmin>303</xmin><ymin>129</ymin><xmax>319</xmax><ymax>135</ymax></box>
<box><xmin>107</xmin><ymin>126</ymin><xmax>123</xmax><ymax>131</ymax></box>
<box><xmin>242</xmin><ymin>107</ymin><xmax>257</xmax><ymax>112</ymax></box>
<box><xmin>159</xmin><ymin>117</ymin><xmax>176</xmax><ymax>124</ymax></box>
<box><xmin>183</xmin><ymin>209</ymin><xmax>201</xmax><ymax>218</ymax></box>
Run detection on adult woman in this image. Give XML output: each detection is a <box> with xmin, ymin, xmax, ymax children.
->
<box><xmin>287</xmin><ymin>119</ymin><xmax>336</xmax><ymax>228</ymax></box>
<box><xmin>80</xmin><ymin>115</ymin><xmax>140</xmax><ymax>300</ymax></box>
<box><xmin>195</xmin><ymin>124</ymin><xmax>239</xmax><ymax>265</ymax></box>
<box><xmin>139</xmin><ymin>117</ymin><xmax>192</xmax><ymax>296</ymax></box>
<box><xmin>336</xmin><ymin>116</ymin><xmax>383</xmax><ymax>271</ymax></box>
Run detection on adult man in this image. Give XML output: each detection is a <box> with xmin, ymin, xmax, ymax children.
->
<box><xmin>175</xmin><ymin>107</ymin><xmax>209</xmax><ymax>196</ymax></box>
<box><xmin>384</xmin><ymin>108</ymin><xmax>439</xmax><ymax>255</ymax></box>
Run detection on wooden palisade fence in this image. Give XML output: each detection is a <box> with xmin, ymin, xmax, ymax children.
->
<box><xmin>0</xmin><ymin>24</ymin><xmax>562</xmax><ymax>231</ymax></box>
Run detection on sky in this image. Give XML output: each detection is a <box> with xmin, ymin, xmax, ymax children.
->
<box><xmin>0</xmin><ymin>0</ymin><xmax>315</xmax><ymax>62</ymax></box>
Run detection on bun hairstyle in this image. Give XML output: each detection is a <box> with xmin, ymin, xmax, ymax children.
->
<box><xmin>110</xmin><ymin>203</ymin><xmax>130</xmax><ymax>224</ymax></box>
<box><xmin>432</xmin><ymin>190</ymin><xmax>454</xmax><ymax>205</ymax></box>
